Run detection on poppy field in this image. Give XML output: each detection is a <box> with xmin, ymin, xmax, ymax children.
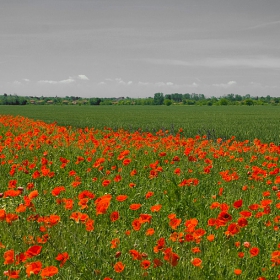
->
<box><xmin>1</xmin><ymin>114</ymin><xmax>280</xmax><ymax>279</ymax></box>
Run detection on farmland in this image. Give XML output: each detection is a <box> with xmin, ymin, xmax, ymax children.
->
<box><xmin>0</xmin><ymin>105</ymin><xmax>280</xmax><ymax>144</ymax></box>
<box><xmin>0</xmin><ymin>107</ymin><xmax>280</xmax><ymax>279</ymax></box>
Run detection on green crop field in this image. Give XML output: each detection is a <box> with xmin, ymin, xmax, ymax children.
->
<box><xmin>0</xmin><ymin>105</ymin><xmax>280</xmax><ymax>144</ymax></box>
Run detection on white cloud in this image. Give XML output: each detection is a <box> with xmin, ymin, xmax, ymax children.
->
<box><xmin>59</xmin><ymin>78</ymin><xmax>75</xmax><ymax>84</ymax></box>
<box><xmin>38</xmin><ymin>80</ymin><xmax>57</xmax><ymax>84</ymax></box>
<box><xmin>99</xmin><ymin>78</ymin><xmax>133</xmax><ymax>86</ymax></box>
<box><xmin>116</xmin><ymin>78</ymin><xmax>125</xmax><ymax>85</ymax></box>
<box><xmin>78</xmin><ymin>75</ymin><xmax>89</xmax><ymax>80</ymax></box>
<box><xmin>13</xmin><ymin>80</ymin><xmax>22</xmax><ymax>85</ymax></box>
<box><xmin>155</xmin><ymin>82</ymin><xmax>166</xmax><ymax>87</ymax></box>
<box><xmin>38</xmin><ymin>77</ymin><xmax>75</xmax><ymax>84</ymax></box>
<box><xmin>97</xmin><ymin>79</ymin><xmax>199</xmax><ymax>89</ymax></box>
<box><xmin>213</xmin><ymin>81</ymin><xmax>237</xmax><ymax>88</ymax></box>
<box><xmin>23</xmin><ymin>78</ymin><xmax>30</xmax><ymax>82</ymax></box>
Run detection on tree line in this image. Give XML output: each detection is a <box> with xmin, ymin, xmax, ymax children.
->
<box><xmin>0</xmin><ymin>92</ymin><xmax>279</xmax><ymax>106</ymax></box>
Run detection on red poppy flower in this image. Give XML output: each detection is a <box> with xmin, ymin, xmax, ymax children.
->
<box><xmin>169</xmin><ymin>217</ymin><xmax>181</xmax><ymax>230</ymax></box>
<box><xmin>25</xmin><ymin>261</ymin><xmax>42</xmax><ymax>277</ymax></box>
<box><xmin>145</xmin><ymin>191</ymin><xmax>154</xmax><ymax>199</ymax></box>
<box><xmin>116</xmin><ymin>195</ymin><xmax>128</xmax><ymax>202</ymax></box>
<box><xmin>234</xmin><ymin>269</ymin><xmax>242</xmax><ymax>275</ymax></box>
<box><xmin>95</xmin><ymin>194</ymin><xmax>112</xmax><ymax>215</ymax></box>
<box><xmin>129</xmin><ymin>249</ymin><xmax>142</xmax><ymax>260</ymax></box>
<box><xmin>250</xmin><ymin>247</ymin><xmax>259</xmax><ymax>257</ymax></box>
<box><xmin>233</xmin><ymin>199</ymin><xmax>243</xmax><ymax>209</ymax></box>
<box><xmin>5</xmin><ymin>213</ymin><xmax>19</xmax><ymax>224</ymax></box>
<box><xmin>145</xmin><ymin>228</ymin><xmax>155</xmax><ymax>236</ymax></box>
<box><xmin>207</xmin><ymin>234</ymin><xmax>215</xmax><ymax>242</ymax></box>
<box><xmin>4</xmin><ymin>250</ymin><xmax>14</xmax><ymax>265</ymax></box>
<box><xmin>40</xmin><ymin>266</ymin><xmax>58</xmax><ymax>277</ymax></box>
<box><xmin>51</xmin><ymin>186</ymin><xmax>66</xmax><ymax>196</ymax></box>
<box><xmin>141</xmin><ymin>260</ymin><xmax>151</xmax><ymax>269</ymax></box>
<box><xmin>153</xmin><ymin>258</ymin><xmax>163</xmax><ymax>267</ymax></box>
<box><xmin>225</xmin><ymin>223</ymin><xmax>240</xmax><ymax>236</ymax></box>
<box><xmin>78</xmin><ymin>190</ymin><xmax>95</xmax><ymax>200</ymax></box>
<box><xmin>102</xmin><ymin>180</ymin><xmax>111</xmax><ymax>187</ymax></box>
<box><xmin>150</xmin><ymin>205</ymin><xmax>162</xmax><ymax>212</ymax></box>
<box><xmin>123</xmin><ymin>158</ymin><xmax>131</xmax><ymax>166</ymax></box>
<box><xmin>191</xmin><ymin>258</ymin><xmax>202</xmax><ymax>267</ymax></box>
<box><xmin>114</xmin><ymin>175</ymin><xmax>122</xmax><ymax>182</ymax></box>
<box><xmin>114</xmin><ymin>262</ymin><xmax>125</xmax><ymax>273</ymax></box>
<box><xmin>129</xmin><ymin>204</ymin><xmax>141</xmax><ymax>210</ymax></box>
<box><xmin>56</xmin><ymin>252</ymin><xmax>69</xmax><ymax>267</ymax></box>
<box><xmin>111</xmin><ymin>238</ymin><xmax>120</xmax><ymax>249</ymax></box>
<box><xmin>0</xmin><ymin>209</ymin><xmax>6</xmax><ymax>221</ymax></box>
<box><xmin>3</xmin><ymin>269</ymin><xmax>20</xmax><ymax>279</ymax></box>
<box><xmin>110</xmin><ymin>211</ymin><xmax>120</xmax><ymax>222</ymax></box>
<box><xmin>237</xmin><ymin>217</ymin><xmax>248</xmax><ymax>227</ymax></box>
<box><xmin>132</xmin><ymin>219</ymin><xmax>141</xmax><ymax>231</ymax></box>
<box><xmin>25</xmin><ymin>245</ymin><xmax>42</xmax><ymax>259</ymax></box>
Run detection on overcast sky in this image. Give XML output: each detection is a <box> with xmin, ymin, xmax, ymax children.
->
<box><xmin>1</xmin><ymin>0</ymin><xmax>280</xmax><ymax>98</ymax></box>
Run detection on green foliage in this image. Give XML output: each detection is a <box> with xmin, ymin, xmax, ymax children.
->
<box><xmin>0</xmin><ymin>93</ymin><xmax>279</xmax><ymax>106</ymax></box>
<box><xmin>164</xmin><ymin>99</ymin><xmax>172</xmax><ymax>106</ymax></box>
<box><xmin>244</xmin><ymin>99</ymin><xmax>254</xmax><ymax>106</ymax></box>
<box><xmin>89</xmin><ymin>98</ymin><xmax>102</xmax><ymax>105</ymax></box>
<box><xmin>219</xmin><ymin>98</ymin><xmax>228</xmax><ymax>106</ymax></box>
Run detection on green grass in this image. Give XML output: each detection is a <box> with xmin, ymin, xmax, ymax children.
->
<box><xmin>1</xmin><ymin>105</ymin><xmax>280</xmax><ymax>143</ymax></box>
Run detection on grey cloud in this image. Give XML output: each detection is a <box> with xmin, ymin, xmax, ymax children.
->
<box><xmin>142</xmin><ymin>56</ymin><xmax>280</xmax><ymax>69</ymax></box>
<box><xmin>247</xmin><ymin>20</ymin><xmax>280</xmax><ymax>30</ymax></box>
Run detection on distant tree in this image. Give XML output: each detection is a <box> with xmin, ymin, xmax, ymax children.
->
<box><xmin>219</xmin><ymin>98</ymin><xmax>228</xmax><ymax>105</ymax></box>
<box><xmin>265</xmin><ymin>95</ymin><xmax>271</xmax><ymax>103</ymax></box>
<box><xmin>244</xmin><ymin>99</ymin><xmax>254</xmax><ymax>106</ymax></box>
<box><xmin>154</xmin><ymin>93</ymin><xmax>164</xmax><ymax>105</ymax></box>
<box><xmin>171</xmin><ymin>93</ymin><xmax>182</xmax><ymax>102</ymax></box>
<box><xmin>227</xmin><ymin>93</ymin><xmax>235</xmax><ymax>102</ymax></box>
<box><xmin>89</xmin><ymin>98</ymin><xmax>101</xmax><ymax>105</ymax></box>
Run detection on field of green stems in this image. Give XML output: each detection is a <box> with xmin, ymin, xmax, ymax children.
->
<box><xmin>0</xmin><ymin>105</ymin><xmax>280</xmax><ymax>144</ymax></box>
